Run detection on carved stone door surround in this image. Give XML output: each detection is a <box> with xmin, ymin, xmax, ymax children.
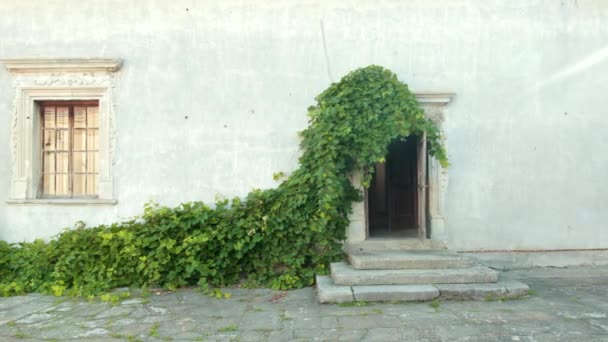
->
<box><xmin>346</xmin><ymin>92</ymin><xmax>454</xmax><ymax>246</ymax></box>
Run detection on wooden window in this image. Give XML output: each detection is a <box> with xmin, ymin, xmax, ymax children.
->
<box><xmin>40</xmin><ymin>101</ymin><xmax>99</xmax><ymax>198</ymax></box>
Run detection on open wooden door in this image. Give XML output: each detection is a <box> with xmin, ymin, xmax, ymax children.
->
<box><xmin>387</xmin><ymin>139</ymin><xmax>417</xmax><ymax>234</ymax></box>
<box><xmin>368</xmin><ymin>136</ymin><xmax>419</xmax><ymax>238</ymax></box>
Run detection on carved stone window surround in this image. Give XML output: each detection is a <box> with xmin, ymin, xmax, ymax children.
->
<box><xmin>2</xmin><ymin>59</ymin><xmax>122</xmax><ymax>204</ymax></box>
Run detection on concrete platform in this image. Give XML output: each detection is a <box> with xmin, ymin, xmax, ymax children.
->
<box><xmin>331</xmin><ymin>262</ymin><xmax>499</xmax><ymax>286</ymax></box>
<box><xmin>349</xmin><ymin>250</ymin><xmax>472</xmax><ymax>270</ymax></box>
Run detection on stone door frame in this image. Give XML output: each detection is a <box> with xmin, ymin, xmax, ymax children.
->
<box><xmin>346</xmin><ymin>92</ymin><xmax>454</xmax><ymax>246</ymax></box>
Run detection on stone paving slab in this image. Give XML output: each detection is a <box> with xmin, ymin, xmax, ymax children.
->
<box><xmin>0</xmin><ymin>266</ymin><xmax>607</xmax><ymax>341</ymax></box>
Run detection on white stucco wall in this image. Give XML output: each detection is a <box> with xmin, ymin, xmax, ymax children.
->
<box><xmin>1</xmin><ymin>0</ymin><xmax>607</xmax><ymax>251</ymax></box>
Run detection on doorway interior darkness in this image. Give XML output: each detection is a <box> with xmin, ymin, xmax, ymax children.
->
<box><xmin>368</xmin><ymin>136</ymin><xmax>420</xmax><ymax>238</ymax></box>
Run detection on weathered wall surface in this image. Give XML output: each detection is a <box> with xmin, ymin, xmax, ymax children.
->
<box><xmin>1</xmin><ymin>0</ymin><xmax>607</xmax><ymax>252</ymax></box>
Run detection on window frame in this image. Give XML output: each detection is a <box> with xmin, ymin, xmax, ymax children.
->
<box><xmin>38</xmin><ymin>100</ymin><xmax>101</xmax><ymax>199</ymax></box>
<box><xmin>2</xmin><ymin>58</ymin><xmax>121</xmax><ymax>205</ymax></box>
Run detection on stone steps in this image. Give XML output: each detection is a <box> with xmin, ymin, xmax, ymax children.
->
<box><xmin>331</xmin><ymin>262</ymin><xmax>499</xmax><ymax>286</ymax></box>
<box><xmin>349</xmin><ymin>250</ymin><xmax>472</xmax><ymax>269</ymax></box>
<box><xmin>316</xmin><ymin>248</ymin><xmax>530</xmax><ymax>304</ymax></box>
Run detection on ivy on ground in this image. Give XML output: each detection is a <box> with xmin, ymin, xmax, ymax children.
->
<box><xmin>0</xmin><ymin>65</ymin><xmax>448</xmax><ymax>297</ymax></box>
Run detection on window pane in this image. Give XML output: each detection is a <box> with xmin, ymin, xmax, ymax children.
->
<box><xmin>43</xmin><ymin>174</ymin><xmax>55</xmax><ymax>195</ymax></box>
<box><xmin>73</xmin><ymin>174</ymin><xmax>85</xmax><ymax>196</ymax></box>
<box><xmin>87</xmin><ymin>152</ymin><xmax>98</xmax><ymax>173</ymax></box>
<box><xmin>87</xmin><ymin>106</ymin><xmax>99</xmax><ymax>128</ymax></box>
<box><xmin>74</xmin><ymin>107</ymin><xmax>86</xmax><ymax>128</ymax></box>
<box><xmin>43</xmin><ymin>107</ymin><xmax>55</xmax><ymax>128</ymax></box>
<box><xmin>43</xmin><ymin>152</ymin><xmax>55</xmax><ymax>173</ymax></box>
<box><xmin>56</xmin><ymin>107</ymin><xmax>69</xmax><ymax>128</ymax></box>
<box><xmin>56</xmin><ymin>152</ymin><xmax>69</xmax><ymax>173</ymax></box>
<box><xmin>73</xmin><ymin>152</ymin><xmax>86</xmax><ymax>173</ymax></box>
<box><xmin>43</xmin><ymin>130</ymin><xmax>55</xmax><ymax>150</ymax></box>
<box><xmin>55</xmin><ymin>174</ymin><xmax>69</xmax><ymax>196</ymax></box>
<box><xmin>87</xmin><ymin>129</ymin><xmax>98</xmax><ymax>150</ymax></box>
<box><xmin>86</xmin><ymin>174</ymin><xmax>97</xmax><ymax>195</ymax></box>
<box><xmin>56</xmin><ymin>130</ymin><xmax>69</xmax><ymax>151</ymax></box>
<box><xmin>74</xmin><ymin>129</ymin><xmax>87</xmax><ymax>150</ymax></box>
<box><xmin>39</xmin><ymin>102</ymin><xmax>102</xmax><ymax>198</ymax></box>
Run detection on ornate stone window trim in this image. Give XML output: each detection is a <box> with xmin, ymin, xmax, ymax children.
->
<box><xmin>2</xmin><ymin>58</ymin><xmax>122</xmax><ymax>204</ymax></box>
<box><xmin>346</xmin><ymin>92</ymin><xmax>455</xmax><ymax>246</ymax></box>
<box><xmin>3</xmin><ymin>59</ymin><xmax>122</xmax><ymax>73</ymax></box>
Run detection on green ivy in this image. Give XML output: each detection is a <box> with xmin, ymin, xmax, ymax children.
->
<box><xmin>0</xmin><ymin>65</ymin><xmax>447</xmax><ymax>296</ymax></box>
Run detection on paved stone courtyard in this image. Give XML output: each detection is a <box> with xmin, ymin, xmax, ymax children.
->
<box><xmin>0</xmin><ymin>266</ymin><xmax>607</xmax><ymax>341</ymax></box>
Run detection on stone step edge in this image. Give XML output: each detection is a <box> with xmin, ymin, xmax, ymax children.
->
<box><xmin>348</xmin><ymin>239</ymin><xmax>447</xmax><ymax>252</ymax></box>
<box><xmin>348</xmin><ymin>251</ymin><xmax>473</xmax><ymax>270</ymax></box>
<box><xmin>316</xmin><ymin>275</ymin><xmax>530</xmax><ymax>304</ymax></box>
<box><xmin>331</xmin><ymin>261</ymin><xmax>499</xmax><ymax>286</ymax></box>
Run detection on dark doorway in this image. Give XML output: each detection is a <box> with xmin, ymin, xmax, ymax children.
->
<box><xmin>368</xmin><ymin>136</ymin><xmax>418</xmax><ymax>238</ymax></box>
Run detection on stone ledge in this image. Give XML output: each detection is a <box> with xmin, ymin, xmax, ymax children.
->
<box><xmin>413</xmin><ymin>92</ymin><xmax>455</xmax><ymax>104</ymax></box>
<box><xmin>1</xmin><ymin>58</ymin><xmax>123</xmax><ymax>73</ymax></box>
